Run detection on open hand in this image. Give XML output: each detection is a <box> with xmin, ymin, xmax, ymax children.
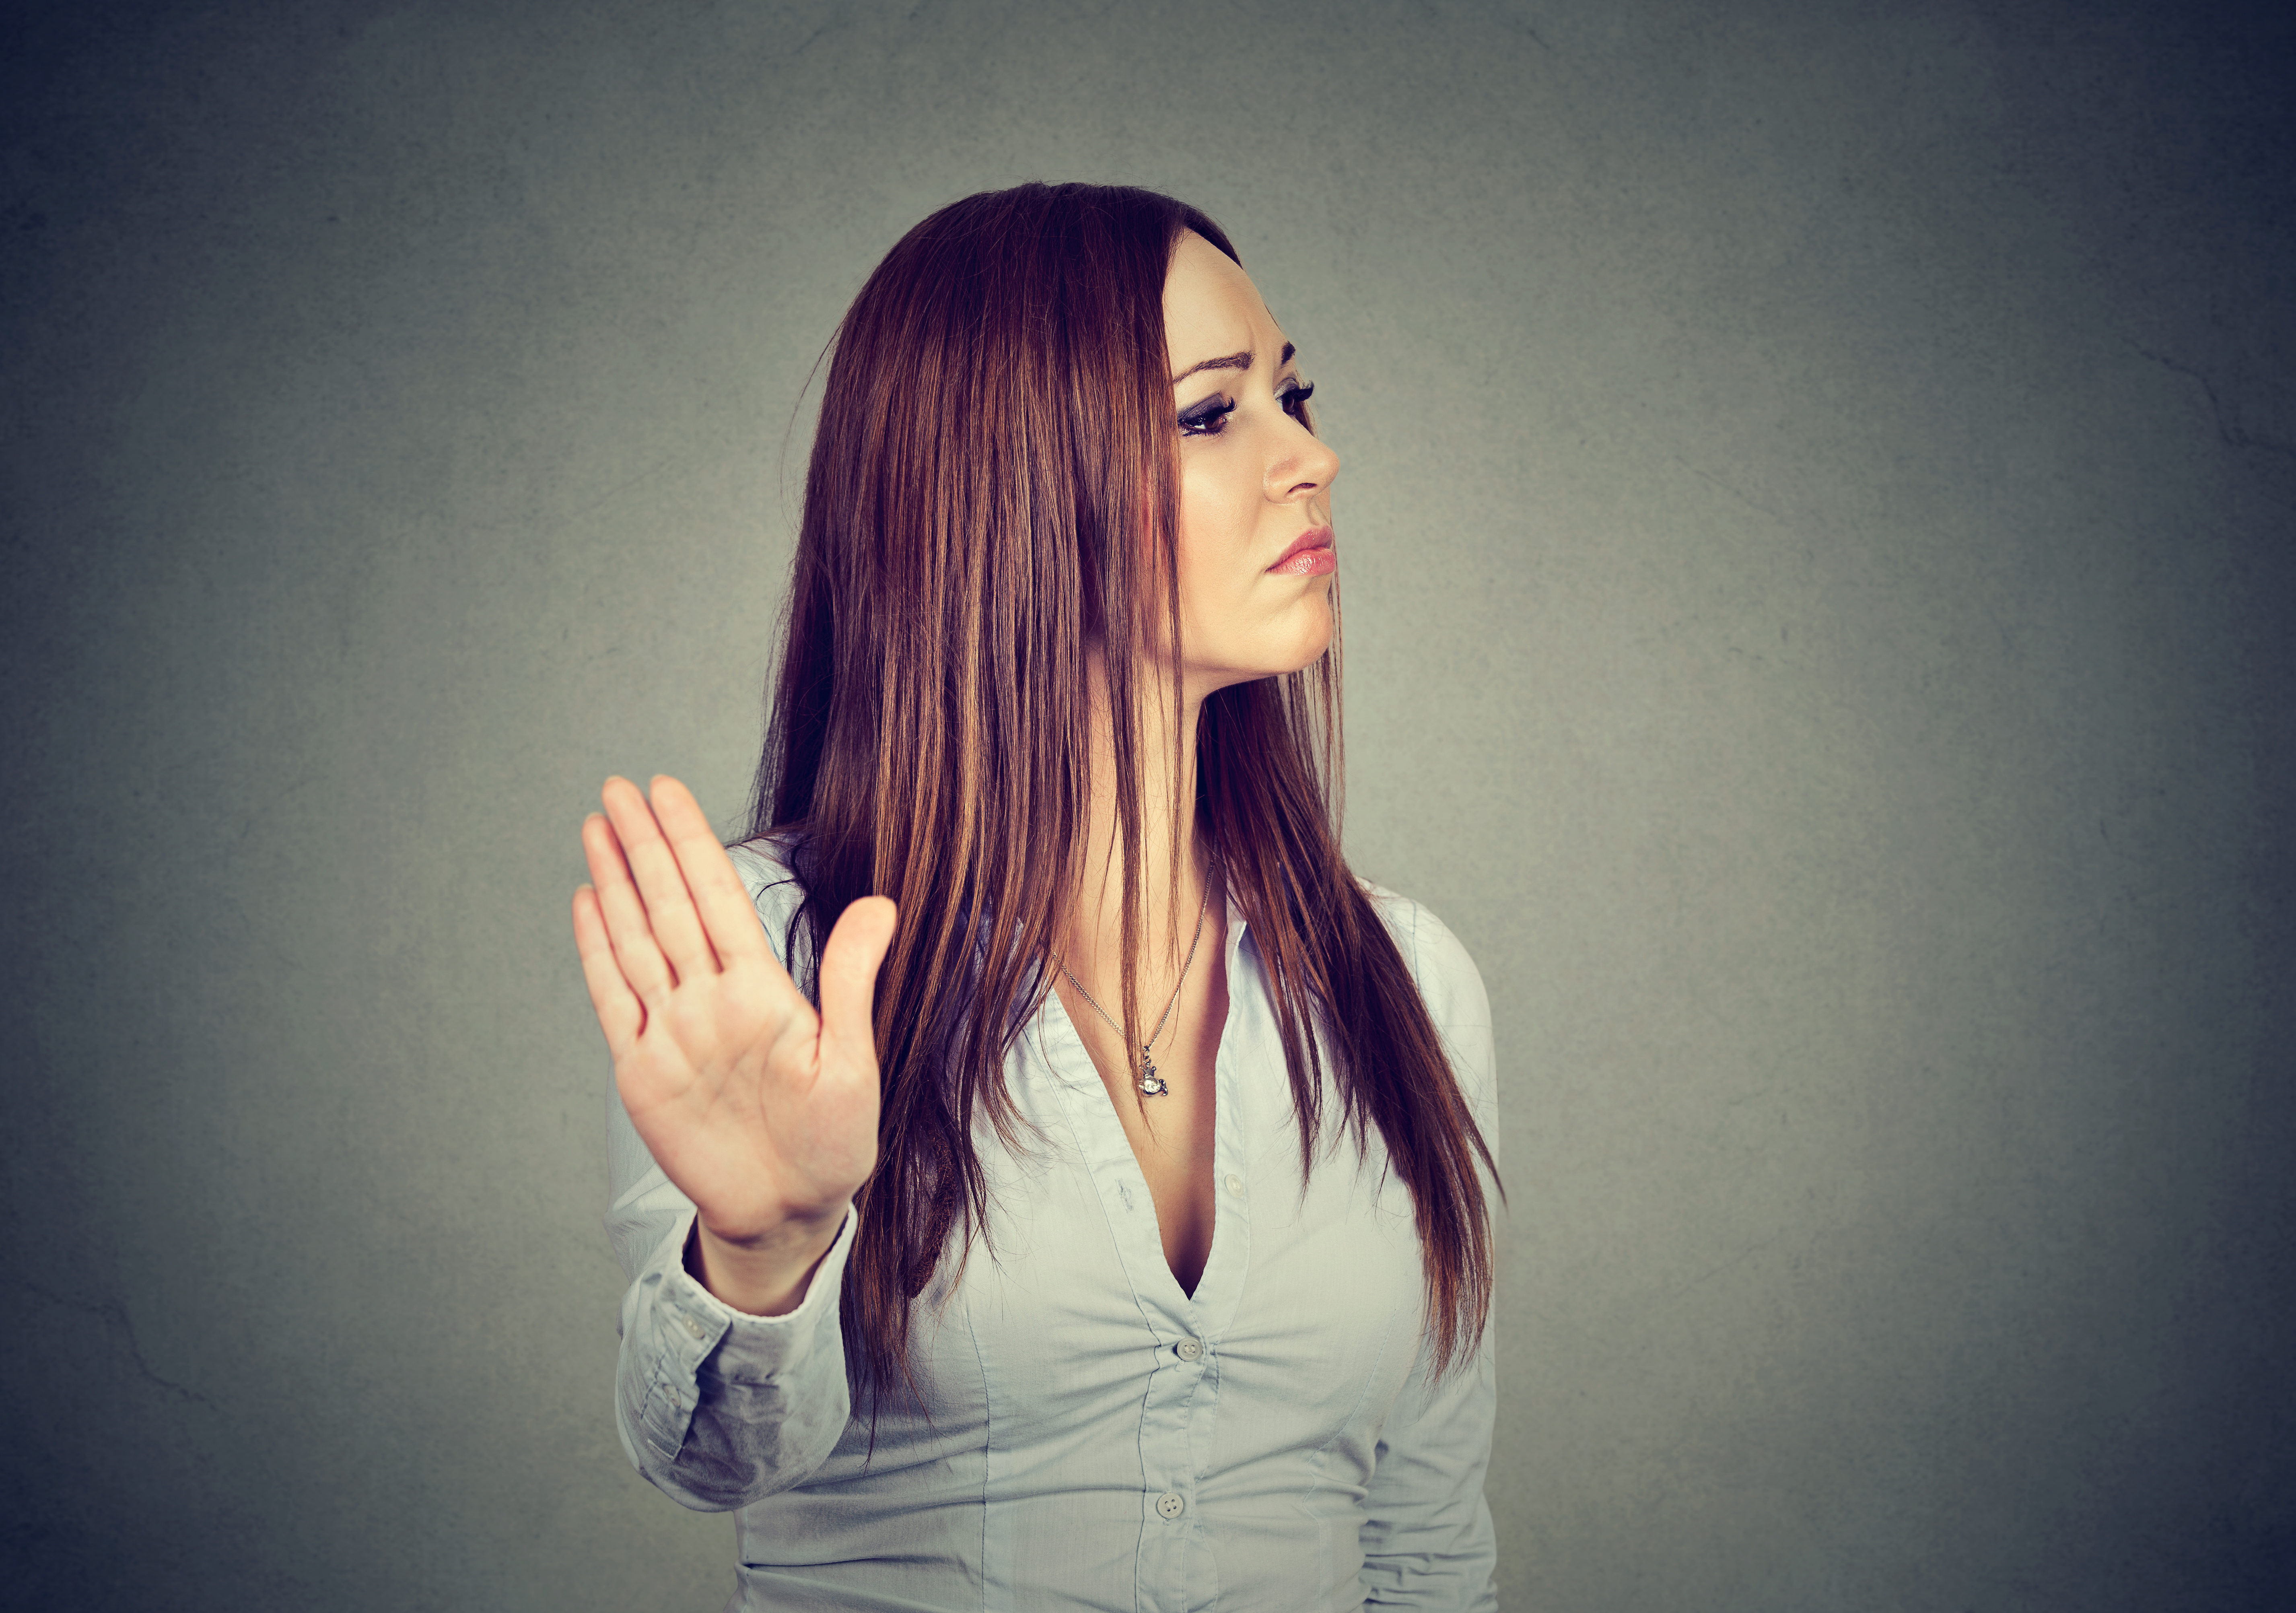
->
<box><xmin>572</xmin><ymin>776</ymin><xmax>895</xmax><ymax>1305</ymax></box>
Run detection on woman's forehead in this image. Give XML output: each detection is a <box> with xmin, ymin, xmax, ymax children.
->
<box><xmin>1165</xmin><ymin>232</ymin><xmax>1285</xmax><ymax>373</ymax></box>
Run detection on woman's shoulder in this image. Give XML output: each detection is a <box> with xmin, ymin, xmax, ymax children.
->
<box><xmin>1355</xmin><ymin>880</ymin><xmax>1486</xmax><ymax>1014</ymax></box>
<box><xmin>1355</xmin><ymin>879</ymin><xmax>1494</xmax><ymax>1112</ymax></box>
<box><xmin>1354</xmin><ymin>878</ymin><xmax>1498</xmax><ymax>1139</ymax></box>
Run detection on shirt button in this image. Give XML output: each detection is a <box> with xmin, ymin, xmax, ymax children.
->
<box><xmin>1175</xmin><ymin>1337</ymin><xmax>1204</xmax><ymax>1361</ymax></box>
<box><xmin>1225</xmin><ymin>1174</ymin><xmax>1244</xmax><ymax>1195</ymax></box>
<box><xmin>1156</xmin><ymin>1491</ymin><xmax>1186</xmax><ymax>1520</ymax></box>
<box><xmin>684</xmin><ymin>1316</ymin><xmax>707</xmax><ymax>1339</ymax></box>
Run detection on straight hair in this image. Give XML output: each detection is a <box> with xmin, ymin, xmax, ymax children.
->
<box><xmin>745</xmin><ymin>181</ymin><xmax>1496</xmax><ymax>1412</ymax></box>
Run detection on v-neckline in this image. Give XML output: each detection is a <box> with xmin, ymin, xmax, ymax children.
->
<box><xmin>1034</xmin><ymin>890</ymin><xmax>1250</xmax><ymax>1312</ymax></box>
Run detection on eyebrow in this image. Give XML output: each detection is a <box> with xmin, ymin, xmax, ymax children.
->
<box><xmin>1170</xmin><ymin>341</ymin><xmax>1295</xmax><ymax>385</ymax></box>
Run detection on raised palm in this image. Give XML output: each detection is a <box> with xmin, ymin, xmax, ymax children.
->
<box><xmin>572</xmin><ymin>775</ymin><xmax>895</xmax><ymax>1246</ymax></box>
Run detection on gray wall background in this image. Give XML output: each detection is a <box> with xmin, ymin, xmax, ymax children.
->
<box><xmin>4</xmin><ymin>1</ymin><xmax>2290</xmax><ymax>1608</ymax></box>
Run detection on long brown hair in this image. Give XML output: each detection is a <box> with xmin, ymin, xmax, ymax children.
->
<box><xmin>745</xmin><ymin>182</ymin><xmax>1495</xmax><ymax>1409</ymax></box>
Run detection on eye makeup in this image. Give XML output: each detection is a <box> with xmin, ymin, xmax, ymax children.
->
<box><xmin>1176</xmin><ymin>378</ymin><xmax>1317</xmax><ymax>438</ymax></box>
<box><xmin>1178</xmin><ymin>394</ymin><xmax>1236</xmax><ymax>436</ymax></box>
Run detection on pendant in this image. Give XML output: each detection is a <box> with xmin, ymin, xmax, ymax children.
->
<box><xmin>1137</xmin><ymin>1050</ymin><xmax>1167</xmax><ymax>1098</ymax></box>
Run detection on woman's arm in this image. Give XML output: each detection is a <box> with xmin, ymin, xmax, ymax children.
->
<box><xmin>1356</xmin><ymin>1320</ymin><xmax>1500</xmax><ymax>1610</ymax></box>
<box><xmin>1358</xmin><ymin>894</ymin><xmax>1502</xmax><ymax>1609</ymax></box>
<box><xmin>577</xmin><ymin>777</ymin><xmax>892</xmax><ymax>1509</ymax></box>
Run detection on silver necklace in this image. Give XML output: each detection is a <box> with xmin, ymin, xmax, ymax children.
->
<box><xmin>1057</xmin><ymin>880</ymin><xmax>1212</xmax><ymax>1098</ymax></box>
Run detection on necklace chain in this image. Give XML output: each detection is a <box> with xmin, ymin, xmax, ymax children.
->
<box><xmin>1057</xmin><ymin>879</ymin><xmax>1213</xmax><ymax>1099</ymax></box>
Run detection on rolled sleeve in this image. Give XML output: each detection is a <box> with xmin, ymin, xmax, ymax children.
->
<box><xmin>614</xmin><ymin>1196</ymin><xmax>857</xmax><ymax>1511</ymax></box>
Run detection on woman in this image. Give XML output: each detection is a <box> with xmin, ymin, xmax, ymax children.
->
<box><xmin>572</xmin><ymin>182</ymin><xmax>1500</xmax><ymax>1611</ymax></box>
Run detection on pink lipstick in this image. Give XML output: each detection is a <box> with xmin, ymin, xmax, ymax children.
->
<box><xmin>1266</xmin><ymin>526</ymin><xmax>1336</xmax><ymax>576</ymax></box>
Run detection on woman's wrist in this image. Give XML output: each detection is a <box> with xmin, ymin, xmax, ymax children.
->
<box><xmin>685</xmin><ymin>1203</ymin><xmax>849</xmax><ymax>1317</ymax></box>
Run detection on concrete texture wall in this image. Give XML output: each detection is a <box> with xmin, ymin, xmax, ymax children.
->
<box><xmin>4</xmin><ymin>1</ymin><xmax>2289</xmax><ymax>1608</ymax></box>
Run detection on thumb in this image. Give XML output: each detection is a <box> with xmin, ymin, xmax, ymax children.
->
<box><xmin>817</xmin><ymin>895</ymin><xmax>897</xmax><ymax>1067</ymax></box>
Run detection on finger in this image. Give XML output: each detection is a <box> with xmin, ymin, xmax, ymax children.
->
<box><xmin>571</xmin><ymin>884</ymin><xmax>645</xmax><ymax>1056</ymax></box>
<box><xmin>648</xmin><ymin>775</ymin><xmax>772</xmax><ymax>972</ymax></box>
<box><xmin>582</xmin><ymin>807</ymin><xmax>676</xmax><ymax>1005</ymax></box>
<box><xmin>817</xmin><ymin>896</ymin><xmax>897</xmax><ymax>1076</ymax></box>
<box><xmin>600</xmin><ymin>775</ymin><xmax>717</xmax><ymax>984</ymax></box>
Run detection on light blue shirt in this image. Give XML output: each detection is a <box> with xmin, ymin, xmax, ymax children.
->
<box><xmin>606</xmin><ymin>838</ymin><xmax>1499</xmax><ymax>1612</ymax></box>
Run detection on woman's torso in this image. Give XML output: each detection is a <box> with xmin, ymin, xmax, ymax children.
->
<box><xmin>701</xmin><ymin>841</ymin><xmax>1470</xmax><ymax>1613</ymax></box>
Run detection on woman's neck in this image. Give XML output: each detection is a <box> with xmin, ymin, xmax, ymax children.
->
<box><xmin>1061</xmin><ymin>653</ymin><xmax>1213</xmax><ymax>993</ymax></box>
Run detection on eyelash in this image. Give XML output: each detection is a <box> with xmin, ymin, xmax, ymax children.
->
<box><xmin>1178</xmin><ymin>381</ymin><xmax>1317</xmax><ymax>437</ymax></box>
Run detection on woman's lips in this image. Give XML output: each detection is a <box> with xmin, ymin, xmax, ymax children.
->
<box><xmin>1266</xmin><ymin>527</ymin><xmax>1336</xmax><ymax>576</ymax></box>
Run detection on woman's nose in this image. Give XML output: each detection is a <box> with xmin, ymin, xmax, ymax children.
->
<box><xmin>1269</xmin><ymin>427</ymin><xmax>1341</xmax><ymax>502</ymax></box>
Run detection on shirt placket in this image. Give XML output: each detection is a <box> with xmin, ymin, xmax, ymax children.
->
<box><xmin>1033</xmin><ymin>900</ymin><xmax>1256</xmax><ymax>1613</ymax></box>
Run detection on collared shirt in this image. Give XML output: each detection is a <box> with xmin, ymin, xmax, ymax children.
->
<box><xmin>606</xmin><ymin>838</ymin><xmax>1499</xmax><ymax>1612</ymax></box>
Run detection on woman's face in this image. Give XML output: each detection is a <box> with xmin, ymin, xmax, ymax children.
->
<box><xmin>1161</xmin><ymin>230</ymin><xmax>1342</xmax><ymax>698</ymax></box>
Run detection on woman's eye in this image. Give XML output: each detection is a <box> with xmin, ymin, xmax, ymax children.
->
<box><xmin>1178</xmin><ymin>382</ymin><xmax>1316</xmax><ymax>437</ymax></box>
<box><xmin>1178</xmin><ymin>396</ymin><xmax>1236</xmax><ymax>436</ymax></box>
